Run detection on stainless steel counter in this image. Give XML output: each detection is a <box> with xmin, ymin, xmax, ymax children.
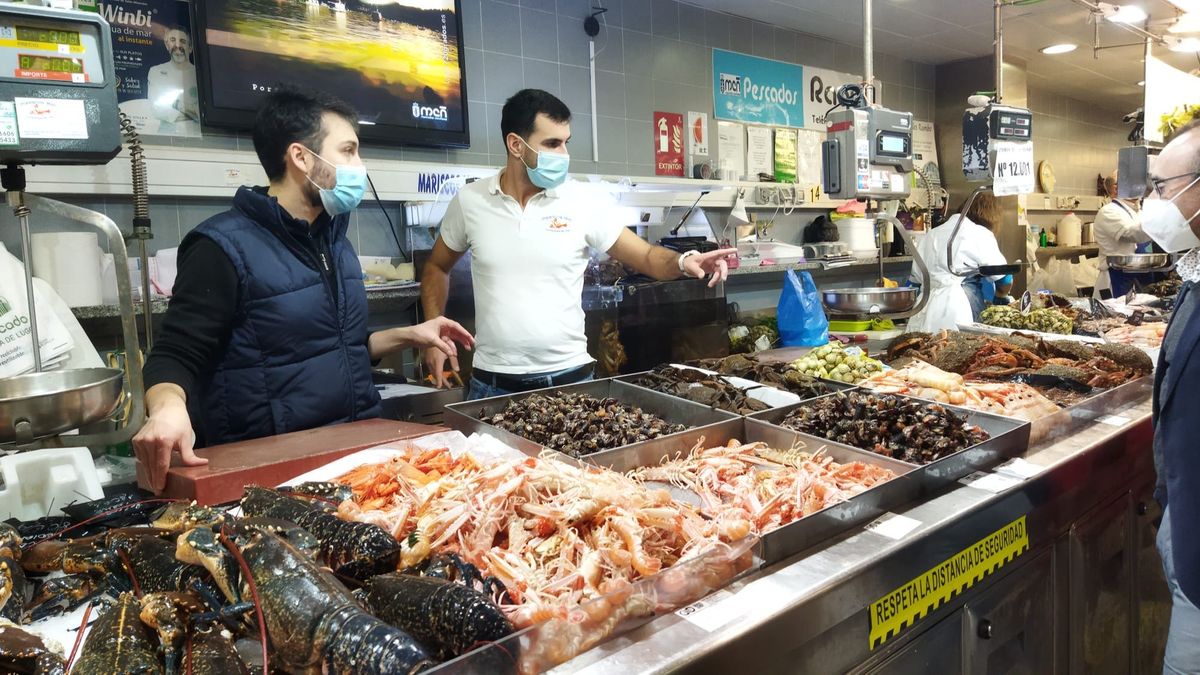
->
<box><xmin>551</xmin><ymin>378</ymin><xmax>1165</xmax><ymax>674</ymax></box>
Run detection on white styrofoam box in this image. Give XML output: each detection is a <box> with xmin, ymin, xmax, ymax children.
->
<box><xmin>0</xmin><ymin>447</ymin><xmax>103</xmax><ymax>521</ymax></box>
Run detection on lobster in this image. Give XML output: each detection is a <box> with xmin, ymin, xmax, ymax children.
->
<box><xmin>177</xmin><ymin>524</ymin><xmax>434</xmax><ymax>674</ymax></box>
<box><xmin>182</xmin><ymin>629</ymin><xmax>250</xmax><ymax>675</ymax></box>
<box><xmin>363</xmin><ymin>573</ymin><xmax>516</xmax><ymax>665</ymax></box>
<box><xmin>0</xmin><ymin>523</ymin><xmax>30</xmax><ymax>623</ymax></box>
<box><xmin>240</xmin><ymin>486</ymin><xmax>400</xmax><ymax>580</ymax></box>
<box><xmin>70</xmin><ymin>591</ymin><xmax>162</xmax><ymax>674</ymax></box>
<box><xmin>0</xmin><ymin>620</ymin><xmax>65</xmax><ymax>674</ymax></box>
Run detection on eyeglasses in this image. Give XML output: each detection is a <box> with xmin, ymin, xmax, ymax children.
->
<box><xmin>1150</xmin><ymin>172</ymin><xmax>1200</xmax><ymax>196</ymax></box>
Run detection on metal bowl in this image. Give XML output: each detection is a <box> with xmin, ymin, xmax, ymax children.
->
<box><xmin>1107</xmin><ymin>253</ymin><xmax>1170</xmax><ymax>271</ymax></box>
<box><xmin>821</xmin><ymin>287</ymin><xmax>918</xmax><ymax>316</ymax></box>
<box><xmin>0</xmin><ymin>368</ymin><xmax>124</xmax><ymax>444</ymax></box>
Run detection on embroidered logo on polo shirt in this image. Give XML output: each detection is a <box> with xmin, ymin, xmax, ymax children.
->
<box><xmin>546</xmin><ymin>216</ymin><xmax>571</xmax><ymax>231</ymax></box>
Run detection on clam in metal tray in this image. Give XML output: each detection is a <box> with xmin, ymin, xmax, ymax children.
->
<box><xmin>1106</xmin><ymin>253</ymin><xmax>1170</xmax><ymax>271</ymax></box>
<box><xmin>0</xmin><ymin>368</ymin><xmax>124</xmax><ymax>444</ymax></box>
<box><xmin>822</xmin><ymin>286</ymin><xmax>918</xmax><ymax>316</ymax></box>
<box><xmin>443</xmin><ymin>378</ymin><xmax>740</xmax><ymax>459</ymax></box>
<box><xmin>750</xmin><ymin>391</ymin><xmax>1030</xmax><ymax>501</ymax></box>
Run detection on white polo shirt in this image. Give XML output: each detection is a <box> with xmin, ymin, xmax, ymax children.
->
<box><xmin>440</xmin><ymin>169</ymin><xmax>623</xmax><ymax>374</ymax></box>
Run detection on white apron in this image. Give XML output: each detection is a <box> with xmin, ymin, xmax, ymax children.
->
<box><xmin>906</xmin><ymin>277</ymin><xmax>974</xmax><ymax>333</ymax></box>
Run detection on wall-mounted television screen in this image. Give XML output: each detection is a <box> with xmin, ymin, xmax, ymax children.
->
<box><xmin>192</xmin><ymin>0</ymin><xmax>468</xmax><ymax>147</ymax></box>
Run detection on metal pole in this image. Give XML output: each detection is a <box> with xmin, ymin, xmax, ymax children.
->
<box><xmin>14</xmin><ymin>200</ymin><xmax>39</xmax><ymax>372</ymax></box>
<box><xmin>138</xmin><ymin>237</ymin><xmax>152</xmax><ymax>351</ymax></box>
<box><xmin>863</xmin><ymin>0</ymin><xmax>874</xmax><ymax>88</ymax></box>
<box><xmin>994</xmin><ymin>0</ymin><xmax>1003</xmax><ymax>102</ymax></box>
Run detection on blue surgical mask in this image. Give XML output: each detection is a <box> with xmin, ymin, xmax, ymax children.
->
<box><xmin>305</xmin><ymin>149</ymin><xmax>367</xmax><ymax>216</ymax></box>
<box><xmin>518</xmin><ymin>137</ymin><xmax>569</xmax><ymax>190</ymax></box>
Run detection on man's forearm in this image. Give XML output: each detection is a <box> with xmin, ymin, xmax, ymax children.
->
<box><xmin>640</xmin><ymin>246</ymin><xmax>684</xmax><ymax>281</ymax></box>
<box><xmin>421</xmin><ymin>265</ymin><xmax>451</xmax><ymax>319</ymax></box>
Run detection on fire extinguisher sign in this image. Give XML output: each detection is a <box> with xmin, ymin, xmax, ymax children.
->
<box><xmin>653</xmin><ymin>111</ymin><xmax>685</xmax><ymax>177</ymax></box>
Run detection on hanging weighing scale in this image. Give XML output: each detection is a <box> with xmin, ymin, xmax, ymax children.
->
<box><xmin>0</xmin><ymin>3</ymin><xmax>143</xmax><ymax>449</ymax></box>
<box><xmin>817</xmin><ymin>0</ymin><xmax>930</xmax><ymax>327</ymax></box>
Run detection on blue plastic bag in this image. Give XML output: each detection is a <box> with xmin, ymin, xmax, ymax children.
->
<box><xmin>777</xmin><ymin>270</ymin><xmax>829</xmax><ymax>347</ymax></box>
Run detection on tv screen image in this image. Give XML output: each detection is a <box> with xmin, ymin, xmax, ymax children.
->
<box><xmin>194</xmin><ymin>0</ymin><xmax>468</xmax><ymax>147</ymax></box>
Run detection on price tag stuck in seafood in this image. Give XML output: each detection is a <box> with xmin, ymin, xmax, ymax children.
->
<box><xmin>675</xmin><ymin>589</ymin><xmax>740</xmax><ymax>632</ymax></box>
<box><xmin>994</xmin><ymin>458</ymin><xmax>1044</xmax><ymax>480</ymax></box>
<box><xmin>959</xmin><ymin>471</ymin><xmax>1023</xmax><ymax>494</ymax></box>
<box><xmin>1097</xmin><ymin>414</ymin><xmax>1131</xmax><ymax>427</ymax></box>
<box><xmin>865</xmin><ymin>513</ymin><xmax>923</xmax><ymax>540</ymax></box>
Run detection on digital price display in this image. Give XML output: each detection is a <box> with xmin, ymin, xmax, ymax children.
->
<box><xmin>15</xmin><ymin>25</ymin><xmax>80</xmax><ymax>46</ymax></box>
<box><xmin>18</xmin><ymin>54</ymin><xmax>82</xmax><ymax>74</ymax></box>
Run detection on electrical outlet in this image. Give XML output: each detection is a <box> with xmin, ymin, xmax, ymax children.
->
<box><xmin>755</xmin><ymin>186</ymin><xmax>776</xmax><ymax>205</ymax></box>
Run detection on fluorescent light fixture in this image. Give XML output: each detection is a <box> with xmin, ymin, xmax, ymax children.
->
<box><xmin>1167</xmin><ymin>35</ymin><xmax>1200</xmax><ymax>50</ymax></box>
<box><xmin>1100</xmin><ymin>2</ymin><xmax>1148</xmax><ymax>23</ymax></box>
<box><xmin>1170</xmin><ymin>12</ymin><xmax>1200</xmax><ymax>32</ymax></box>
<box><xmin>1138</xmin><ymin>80</ymin><xmax>1146</xmax><ymax>85</ymax></box>
<box><xmin>1040</xmin><ymin>43</ymin><xmax>1078</xmax><ymax>54</ymax></box>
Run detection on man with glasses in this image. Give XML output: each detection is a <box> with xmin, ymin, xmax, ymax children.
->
<box><xmin>1093</xmin><ymin>169</ymin><xmax>1152</xmax><ymax>299</ymax></box>
<box><xmin>1145</xmin><ymin>119</ymin><xmax>1200</xmax><ymax>674</ymax></box>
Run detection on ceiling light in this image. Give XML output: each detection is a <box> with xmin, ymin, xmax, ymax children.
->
<box><xmin>1138</xmin><ymin>80</ymin><xmax>1145</xmax><ymax>85</ymax></box>
<box><xmin>1040</xmin><ymin>43</ymin><xmax>1078</xmax><ymax>54</ymax></box>
<box><xmin>1099</xmin><ymin>2</ymin><xmax>1149</xmax><ymax>23</ymax></box>
<box><xmin>1169</xmin><ymin>12</ymin><xmax>1200</xmax><ymax>32</ymax></box>
<box><xmin>1167</xmin><ymin>35</ymin><xmax>1200</xmax><ymax>50</ymax></box>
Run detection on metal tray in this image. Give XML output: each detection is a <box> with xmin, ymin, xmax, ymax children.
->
<box><xmin>615</xmin><ymin>367</ymin><xmax>852</xmax><ymax>413</ymax></box>
<box><xmin>748</xmin><ymin>390</ymin><xmax>1031</xmax><ymax>496</ymax></box>
<box><xmin>443</xmin><ymin>378</ymin><xmax>740</xmax><ymax>459</ymax></box>
<box><xmin>581</xmin><ymin>416</ymin><xmax>922</xmax><ymax>566</ymax></box>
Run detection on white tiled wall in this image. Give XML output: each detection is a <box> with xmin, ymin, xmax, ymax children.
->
<box><xmin>7</xmin><ymin>0</ymin><xmax>937</xmax><ymax>258</ymax></box>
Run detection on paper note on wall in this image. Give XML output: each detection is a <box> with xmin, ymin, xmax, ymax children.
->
<box><xmin>746</xmin><ymin>126</ymin><xmax>773</xmax><ymax>179</ymax></box>
<box><xmin>716</xmin><ymin>120</ymin><xmax>746</xmax><ymax>181</ymax></box>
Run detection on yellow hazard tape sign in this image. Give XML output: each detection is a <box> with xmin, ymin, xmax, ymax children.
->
<box><xmin>869</xmin><ymin>515</ymin><xmax>1029</xmax><ymax>649</ymax></box>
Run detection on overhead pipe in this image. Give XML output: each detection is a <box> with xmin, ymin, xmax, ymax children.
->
<box><xmin>1070</xmin><ymin>0</ymin><xmax>1165</xmax><ymax>44</ymax></box>
<box><xmin>863</xmin><ymin>0</ymin><xmax>873</xmax><ymax>90</ymax></box>
<box><xmin>995</xmin><ymin>0</ymin><xmax>1004</xmax><ymax>101</ymax></box>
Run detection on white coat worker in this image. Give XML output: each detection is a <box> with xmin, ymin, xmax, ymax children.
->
<box><xmin>1093</xmin><ymin>170</ymin><xmax>1152</xmax><ymax>299</ymax></box>
<box><xmin>906</xmin><ymin>193</ymin><xmax>1008</xmax><ymax>333</ymax></box>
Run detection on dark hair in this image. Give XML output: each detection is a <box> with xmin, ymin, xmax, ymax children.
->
<box><xmin>500</xmin><ymin>89</ymin><xmax>570</xmax><ymax>143</ymax></box>
<box><xmin>252</xmin><ymin>85</ymin><xmax>359</xmax><ymax>181</ymax></box>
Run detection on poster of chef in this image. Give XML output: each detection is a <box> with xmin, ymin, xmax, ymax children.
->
<box><xmin>98</xmin><ymin>0</ymin><xmax>201</xmax><ymax>137</ymax></box>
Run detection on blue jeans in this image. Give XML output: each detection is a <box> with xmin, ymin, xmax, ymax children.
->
<box><xmin>467</xmin><ymin>367</ymin><xmax>594</xmax><ymax>401</ymax></box>
<box><xmin>1158</xmin><ymin>508</ymin><xmax>1200</xmax><ymax>674</ymax></box>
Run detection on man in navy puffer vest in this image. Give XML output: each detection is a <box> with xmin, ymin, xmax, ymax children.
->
<box><xmin>133</xmin><ymin>87</ymin><xmax>473</xmax><ymax>492</ymax></box>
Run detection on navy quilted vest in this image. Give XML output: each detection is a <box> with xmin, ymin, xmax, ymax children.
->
<box><xmin>183</xmin><ymin>186</ymin><xmax>381</xmax><ymax>446</ymax></box>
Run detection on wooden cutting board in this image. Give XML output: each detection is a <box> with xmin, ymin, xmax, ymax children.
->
<box><xmin>140</xmin><ymin>419</ymin><xmax>441</xmax><ymax>504</ymax></box>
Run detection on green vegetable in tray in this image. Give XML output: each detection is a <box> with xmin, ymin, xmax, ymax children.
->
<box><xmin>980</xmin><ymin>305</ymin><xmax>1025</xmax><ymax>330</ymax></box>
<box><xmin>789</xmin><ymin>341</ymin><xmax>884</xmax><ymax>383</ymax></box>
<box><xmin>1025</xmin><ymin>308</ymin><xmax>1073</xmax><ymax>335</ymax></box>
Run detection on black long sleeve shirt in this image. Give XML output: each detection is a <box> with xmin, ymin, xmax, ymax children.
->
<box><xmin>143</xmin><ymin>222</ymin><xmax>343</xmax><ymax>399</ymax></box>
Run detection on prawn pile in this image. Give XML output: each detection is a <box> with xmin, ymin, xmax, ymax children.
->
<box><xmin>858</xmin><ymin>359</ymin><xmax>1061</xmax><ymax>422</ymax></box>
<box><xmin>335</xmin><ymin>447</ymin><xmax>752</xmax><ymax>630</ymax></box>
<box><xmin>628</xmin><ymin>439</ymin><xmax>897</xmax><ymax>535</ymax></box>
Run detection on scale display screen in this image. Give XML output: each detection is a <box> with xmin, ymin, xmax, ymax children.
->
<box><xmin>0</xmin><ymin>18</ymin><xmax>103</xmax><ymax>85</ymax></box>
<box><xmin>18</xmin><ymin>55</ymin><xmax>82</xmax><ymax>74</ymax></box>
<box><xmin>15</xmin><ymin>25</ymin><xmax>80</xmax><ymax>46</ymax></box>
<box><xmin>877</xmin><ymin>131</ymin><xmax>910</xmax><ymax>157</ymax></box>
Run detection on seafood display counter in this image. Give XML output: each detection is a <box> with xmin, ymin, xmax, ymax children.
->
<box><xmin>546</xmin><ymin>378</ymin><xmax>1166</xmax><ymax>674</ymax></box>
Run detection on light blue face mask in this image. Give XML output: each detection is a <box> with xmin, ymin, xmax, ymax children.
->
<box><xmin>518</xmin><ymin>136</ymin><xmax>569</xmax><ymax>189</ymax></box>
<box><xmin>306</xmin><ymin>149</ymin><xmax>367</xmax><ymax>216</ymax></box>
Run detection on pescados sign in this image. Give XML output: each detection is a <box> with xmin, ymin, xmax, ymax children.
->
<box><xmin>712</xmin><ymin>48</ymin><xmax>880</xmax><ymax>132</ymax></box>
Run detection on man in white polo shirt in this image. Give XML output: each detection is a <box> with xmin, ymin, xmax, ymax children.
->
<box><xmin>422</xmin><ymin>89</ymin><xmax>733</xmax><ymax>398</ymax></box>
